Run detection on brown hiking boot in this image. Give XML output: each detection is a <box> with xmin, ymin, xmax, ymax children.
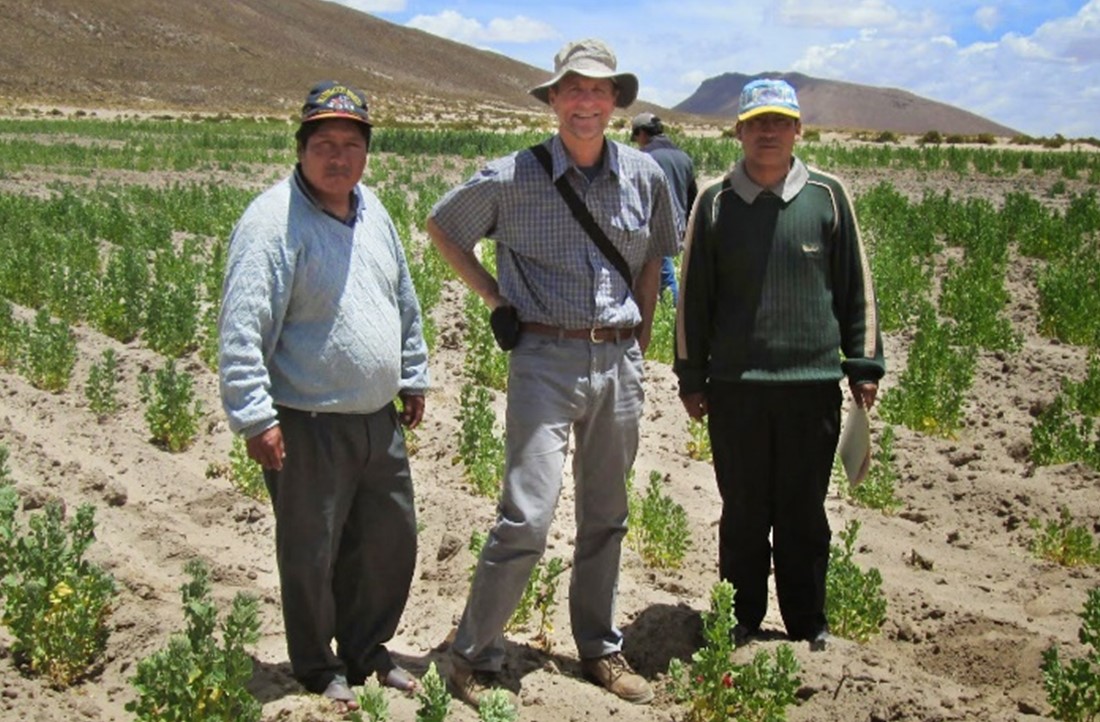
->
<box><xmin>581</xmin><ymin>652</ymin><xmax>654</xmax><ymax>704</ymax></box>
<box><xmin>448</xmin><ymin>658</ymin><xmax>512</xmax><ymax>708</ymax></box>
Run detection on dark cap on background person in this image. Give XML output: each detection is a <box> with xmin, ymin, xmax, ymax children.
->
<box><xmin>631</xmin><ymin>112</ymin><xmax>664</xmax><ymax>138</ymax></box>
<box><xmin>737</xmin><ymin>78</ymin><xmax>801</xmax><ymax>122</ymax></box>
<box><xmin>529</xmin><ymin>38</ymin><xmax>639</xmax><ymax>108</ymax></box>
<box><xmin>300</xmin><ymin>81</ymin><xmax>372</xmax><ymax>126</ymax></box>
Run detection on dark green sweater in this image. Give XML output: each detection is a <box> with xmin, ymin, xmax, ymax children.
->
<box><xmin>674</xmin><ymin>158</ymin><xmax>885</xmax><ymax>394</ymax></box>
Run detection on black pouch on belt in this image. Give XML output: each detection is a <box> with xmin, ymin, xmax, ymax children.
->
<box><xmin>489</xmin><ymin>305</ymin><xmax>521</xmax><ymax>351</ymax></box>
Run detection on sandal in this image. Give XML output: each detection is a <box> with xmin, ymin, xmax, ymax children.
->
<box><xmin>377</xmin><ymin>665</ymin><xmax>418</xmax><ymax>693</ymax></box>
<box><xmin>322</xmin><ymin>676</ymin><xmax>360</xmax><ymax>712</ymax></box>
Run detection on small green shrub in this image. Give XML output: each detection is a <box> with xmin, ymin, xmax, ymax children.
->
<box><xmin>414</xmin><ymin>662</ymin><xmax>451</xmax><ymax>722</ymax></box>
<box><xmin>1042</xmin><ymin>585</ymin><xmax>1100</xmax><ymax>722</ymax></box>
<box><xmin>456</xmin><ymin>383</ymin><xmax>504</xmax><ymax>497</ymax></box>
<box><xmin>139</xmin><ymin>359</ymin><xmax>203</xmax><ymax>452</ymax></box>
<box><xmin>687</xmin><ymin>417</ymin><xmax>712</xmax><ymax>461</ymax></box>
<box><xmin>21</xmin><ymin>308</ymin><xmax>77</xmax><ymax>392</ymax></box>
<box><xmin>627</xmin><ymin>470</ymin><xmax>692</xmax><ymax>568</ymax></box>
<box><xmin>1</xmin><ymin>502</ymin><xmax>116</xmax><ymax>687</ymax></box>
<box><xmin>666</xmin><ymin>580</ymin><xmax>801</xmax><ymax>722</ymax></box>
<box><xmin>825</xmin><ymin>520</ymin><xmax>887</xmax><ymax>643</ymax></box>
<box><xmin>127</xmin><ymin>559</ymin><xmax>261</xmax><ymax>722</ymax></box>
<box><xmin>478</xmin><ymin>688</ymin><xmax>518</xmax><ymax>721</ymax></box>
<box><xmin>227</xmin><ymin>435</ymin><xmax>266</xmax><ymax>500</ymax></box>
<box><xmin>846</xmin><ymin>426</ymin><xmax>903</xmax><ymax>513</ymax></box>
<box><xmin>85</xmin><ymin>348</ymin><xmax>121</xmax><ymax>418</ymax></box>
<box><xmin>468</xmin><ymin>533</ymin><xmax>565</xmax><ymax>644</ymax></box>
<box><xmin>350</xmin><ymin>679</ymin><xmax>389</xmax><ymax>722</ymax></box>
<box><xmin>1029</xmin><ymin>507</ymin><xmax>1100</xmax><ymax>567</ymax></box>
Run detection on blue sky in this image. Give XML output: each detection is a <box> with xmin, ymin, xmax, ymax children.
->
<box><xmin>327</xmin><ymin>1</ymin><xmax>1100</xmax><ymax>138</ymax></box>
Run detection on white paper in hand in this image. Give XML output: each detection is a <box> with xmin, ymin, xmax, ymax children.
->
<box><xmin>839</xmin><ymin>403</ymin><xmax>872</xmax><ymax>486</ymax></box>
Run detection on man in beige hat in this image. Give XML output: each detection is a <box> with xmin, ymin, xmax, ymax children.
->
<box><xmin>428</xmin><ymin>38</ymin><xmax>679</xmax><ymax>707</ymax></box>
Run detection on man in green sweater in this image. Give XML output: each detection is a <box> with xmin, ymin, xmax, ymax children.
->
<box><xmin>674</xmin><ymin>78</ymin><xmax>885</xmax><ymax>649</ymax></box>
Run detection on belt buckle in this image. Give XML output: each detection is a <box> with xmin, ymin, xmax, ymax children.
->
<box><xmin>589</xmin><ymin>327</ymin><xmax>606</xmax><ymax>344</ymax></box>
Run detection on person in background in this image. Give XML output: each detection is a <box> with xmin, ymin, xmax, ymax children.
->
<box><xmin>427</xmin><ymin>38</ymin><xmax>679</xmax><ymax>708</ymax></box>
<box><xmin>674</xmin><ymin>78</ymin><xmax>884</xmax><ymax>650</ymax></box>
<box><xmin>218</xmin><ymin>81</ymin><xmax>429</xmax><ymax>712</ymax></box>
<box><xmin>630</xmin><ymin>111</ymin><xmax>697</xmax><ymax>303</ymax></box>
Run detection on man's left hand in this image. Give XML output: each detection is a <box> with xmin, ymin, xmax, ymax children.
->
<box><xmin>850</xmin><ymin>382</ymin><xmax>878</xmax><ymax>410</ymax></box>
<box><xmin>399</xmin><ymin>393</ymin><xmax>425</xmax><ymax>429</ymax></box>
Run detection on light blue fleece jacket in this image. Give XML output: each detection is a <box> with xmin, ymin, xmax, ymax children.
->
<box><xmin>218</xmin><ymin>170</ymin><xmax>429</xmax><ymax>439</ymax></box>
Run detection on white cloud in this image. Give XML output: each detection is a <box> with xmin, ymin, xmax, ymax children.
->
<box><xmin>777</xmin><ymin>0</ymin><xmax>899</xmax><ymax>28</ymax></box>
<box><xmin>1029</xmin><ymin>0</ymin><xmax>1100</xmax><ymax>62</ymax></box>
<box><xmin>974</xmin><ymin>6</ymin><xmax>1000</xmax><ymax>32</ymax></box>
<box><xmin>322</xmin><ymin>0</ymin><xmax>406</xmax><ymax>13</ymax></box>
<box><xmin>406</xmin><ymin>10</ymin><xmax>557</xmax><ymax>45</ymax></box>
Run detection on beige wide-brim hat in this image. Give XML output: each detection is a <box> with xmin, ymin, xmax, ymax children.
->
<box><xmin>529</xmin><ymin>38</ymin><xmax>639</xmax><ymax>109</ymax></box>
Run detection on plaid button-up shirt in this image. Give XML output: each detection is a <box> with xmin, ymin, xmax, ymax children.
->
<box><xmin>429</xmin><ymin>135</ymin><xmax>681</xmax><ymax>329</ymax></box>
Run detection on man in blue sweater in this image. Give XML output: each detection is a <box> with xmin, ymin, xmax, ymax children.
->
<box><xmin>630</xmin><ymin>112</ymin><xmax>697</xmax><ymax>303</ymax></box>
<box><xmin>675</xmin><ymin>79</ymin><xmax>884</xmax><ymax>650</ymax></box>
<box><xmin>218</xmin><ymin>81</ymin><xmax>429</xmax><ymax>711</ymax></box>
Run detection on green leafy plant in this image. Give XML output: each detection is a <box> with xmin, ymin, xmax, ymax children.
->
<box><xmin>85</xmin><ymin>347</ymin><xmax>121</xmax><ymax>418</ymax></box>
<box><xmin>478</xmin><ymin>688</ymin><xmax>518</xmax><ymax>722</ymax></box>
<box><xmin>880</xmin><ymin>303</ymin><xmax>975</xmax><ymax>437</ymax></box>
<box><xmin>456</xmin><ymin>382</ymin><xmax>504</xmax><ymax>497</ymax></box>
<box><xmin>227</xmin><ymin>435</ymin><xmax>266</xmax><ymax>500</ymax></box>
<box><xmin>1</xmin><ymin>502</ymin><xmax>116</xmax><ymax>687</ymax></box>
<box><xmin>687</xmin><ymin>417</ymin><xmax>712</xmax><ymax>461</ymax></box>
<box><xmin>21</xmin><ymin>307</ymin><xmax>77</xmax><ymax>392</ymax></box>
<box><xmin>1029</xmin><ymin>507</ymin><xmax>1100</xmax><ymax>567</ymax></box>
<box><xmin>463</xmin><ymin>289</ymin><xmax>508</xmax><ymax>391</ymax></box>
<box><xmin>667</xmin><ymin>580</ymin><xmax>801</xmax><ymax>722</ymax></box>
<box><xmin>350</xmin><ymin>679</ymin><xmax>390</xmax><ymax>722</ymax></box>
<box><xmin>415</xmin><ymin>661</ymin><xmax>451</xmax><ymax>722</ymax></box>
<box><xmin>140</xmin><ymin>358</ymin><xmax>203</xmax><ymax>452</ymax></box>
<box><xmin>825</xmin><ymin>520</ymin><xmax>887</xmax><ymax>643</ymax></box>
<box><xmin>845</xmin><ymin>426</ymin><xmax>903</xmax><ymax>513</ymax></box>
<box><xmin>0</xmin><ymin>300</ymin><xmax>23</xmax><ymax>369</ymax></box>
<box><xmin>627</xmin><ymin>470</ymin><xmax>692</xmax><ymax>568</ymax></box>
<box><xmin>467</xmin><ymin>532</ymin><xmax>565</xmax><ymax>645</ymax></box>
<box><xmin>1042</xmin><ymin>585</ymin><xmax>1100</xmax><ymax>722</ymax></box>
<box><xmin>127</xmin><ymin>559</ymin><xmax>261</xmax><ymax>722</ymax></box>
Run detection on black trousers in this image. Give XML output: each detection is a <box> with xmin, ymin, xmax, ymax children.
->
<box><xmin>707</xmin><ymin>381</ymin><xmax>841</xmax><ymax>639</ymax></box>
<box><xmin>265</xmin><ymin>404</ymin><xmax>417</xmax><ymax>692</ymax></box>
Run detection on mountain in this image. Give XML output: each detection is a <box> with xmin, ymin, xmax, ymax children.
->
<box><xmin>0</xmin><ymin>0</ymin><xmax>550</xmax><ymax>119</ymax></box>
<box><xmin>0</xmin><ymin>0</ymin><xmax>1012</xmax><ymax>136</ymax></box>
<box><xmin>676</xmin><ymin>71</ymin><xmax>1018</xmax><ymax>136</ymax></box>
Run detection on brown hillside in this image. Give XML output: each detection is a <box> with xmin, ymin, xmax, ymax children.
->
<box><xmin>677</xmin><ymin>71</ymin><xmax>1018</xmax><ymax>136</ymax></box>
<box><xmin>0</xmin><ymin>0</ymin><xmax>550</xmax><ymax>119</ymax></box>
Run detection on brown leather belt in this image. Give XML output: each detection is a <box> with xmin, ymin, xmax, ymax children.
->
<box><xmin>520</xmin><ymin>322</ymin><xmax>638</xmax><ymax>343</ymax></box>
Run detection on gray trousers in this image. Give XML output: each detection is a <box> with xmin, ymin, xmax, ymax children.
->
<box><xmin>452</xmin><ymin>333</ymin><xmax>645</xmax><ymax>670</ymax></box>
<box><xmin>265</xmin><ymin>404</ymin><xmax>416</xmax><ymax>693</ymax></box>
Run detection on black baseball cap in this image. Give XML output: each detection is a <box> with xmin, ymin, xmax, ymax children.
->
<box><xmin>300</xmin><ymin>81</ymin><xmax>372</xmax><ymax>126</ymax></box>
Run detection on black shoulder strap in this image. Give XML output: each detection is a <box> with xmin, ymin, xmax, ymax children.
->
<box><xmin>529</xmin><ymin>144</ymin><xmax>633</xmax><ymax>288</ymax></box>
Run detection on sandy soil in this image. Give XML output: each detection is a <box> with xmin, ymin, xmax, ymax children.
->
<box><xmin>1</xmin><ymin>159</ymin><xmax>1098</xmax><ymax>722</ymax></box>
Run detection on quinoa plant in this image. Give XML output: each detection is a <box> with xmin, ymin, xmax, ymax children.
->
<box><xmin>463</xmin><ymin>289</ymin><xmax>508</xmax><ymax>391</ymax></box>
<box><xmin>880</xmin><ymin>303</ymin><xmax>975</xmax><ymax>437</ymax></box>
<box><xmin>666</xmin><ymin>580</ymin><xmax>801</xmax><ymax>722</ymax></box>
<box><xmin>350</xmin><ymin>679</ymin><xmax>390</xmax><ymax>722</ymax></box>
<box><xmin>140</xmin><ymin>358</ymin><xmax>204</xmax><ymax>452</ymax></box>
<box><xmin>825</xmin><ymin>520</ymin><xmax>887</xmax><ymax>643</ymax></box>
<box><xmin>127</xmin><ymin>559</ymin><xmax>261</xmax><ymax>722</ymax></box>
<box><xmin>1042</xmin><ymin>585</ymin><xmax>1100</xmax><ymax>722</ymax></box>
<box><xmin>467</xmin><ymin>532</ymin><xmax>565</xmax><ymax>643</ymax></box>
<box><xmin>687</xmin><ymin>417</ymin><xmax>712</xmax><ymax>461</ymax></box>
<box><xmin>227</xmin><ymin>434</ymin><xmax>266</xmax><ymax>500</ymax></box>
<box><xmin>457</xmin><ymin>382</ymin><xmax>504</xmax><ymax>497</ymax></box>
<box><xmin>144</xmin><ymin>240</ymin><xmax>202</xmax><ymax>357</ymax></box>
<box><xmin>478</xmin><ymin>689</ymin><xmax>518</xmax><ymax>722</ymax></box>
<box><xmin>645</xmin><ymin>290</ymin><xmax>676</xmax><ymax>365</ymax></box>
<box><xmin>85</xmin><ymin>348</ymin><xmax>121</xmax><ymax>418</ymax></box>
<box><xmin>1031</xmin><ymin>395</ymin><xmax>1100</xmax><ymax>470</ymax></box>
<box><xmin>627</xmin><ymin>470</ymin><xmax>692</xmax><ymax>569</ymax></box>
<box><xmin>93</xmin><ymin>243</ymin><xmax>148</xmax><ymax>343</ymax></box>
<box><xmin>1029</xmin><ymin>506</ymin><xmax>1100</xmax><ymax>567</ymax></box>
<box><xmin>21</xmin><ymin>307</ymin><xmax>77</xmax><ymax>392</ymax></box>
<box><xmin>414</xmin><ymin>661</ymin><xmax>451</xmax><ymax>722</ymax></box>
<box><xmin>1</xmin><ymin>502</ymin><xmax>116</xmax><ymax>687</ymax></box>
<box><xmin>845</xmin><ymin>425</ymin><xmax>903</xmax><ymax>513</ymax></box>
<box><xmin>0</xmin><ymin>299</ymin><xmax>21</xmax><ymax>369</ymax></box>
